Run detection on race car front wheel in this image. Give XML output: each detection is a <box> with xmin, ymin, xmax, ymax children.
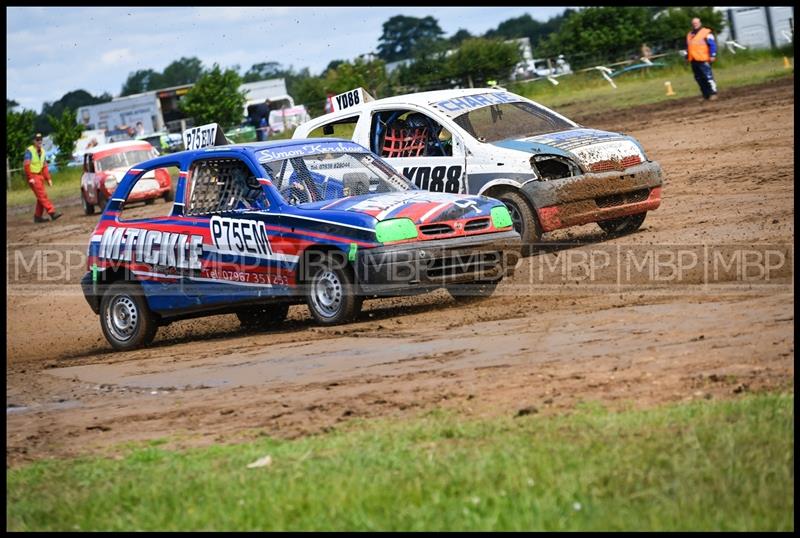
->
<box><xmin>497</xmin><ymin>190</ymin><xmax>542</xmax><ymax>244</ymax></box>
<box><xmin>306</xmin><ymin>252</ymin><xmax>362</xmax><ymax>325</ymax></box>
<box><xmin>82</xmin><ymin>193</ymin><xmax>95</xmax><ymax>215</ymax></box>
<box><xmin>598</xmin><ymin>212</ymin><xmax>647</xmax><ymax>236</ymax></box>
<box><xmin>237</xmin><ymin>303</ymin><xmax>290</xmax><ymax>331</ymax></box>
<box><xmin>100</xmin><ymin>281</ymin><xmax>158</xmax><ymax>351</ymax></box>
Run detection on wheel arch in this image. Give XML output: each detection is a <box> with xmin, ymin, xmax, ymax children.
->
<box><xmin>477</xmin><ymin>178</ymin><xmax>523</xmax><ymax>197</ymax></box>
<box><xmin>86</xmin><ymin>266</ymin><xmax>149</xmax><ymax>314</ymax></box>
<box><xmin>296</xmin><ymin>243</ymin><xmax>351</xmax><ymax>285</ymax></box>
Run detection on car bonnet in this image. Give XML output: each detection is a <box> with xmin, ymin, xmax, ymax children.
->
<box><xmin>298</xmin><ymin>191</ymin><xmax>500</xmax><ymax>225</ymax></box>
<box><xmin>491</xmin><ymin>128</ymin><xmax>647</xmax><ymax>172</ymax></box>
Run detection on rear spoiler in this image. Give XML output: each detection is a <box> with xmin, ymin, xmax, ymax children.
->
<box><xmin>182</xmin><ymin>123</ymin><xmax>232</xmax><ymax>150</ymax></box>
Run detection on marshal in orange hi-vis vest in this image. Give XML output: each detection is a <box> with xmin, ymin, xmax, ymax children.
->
<box><xmin>687</xmin><ymin>27</ymin><xmax>713</xmax><ymax>62</ymax></box>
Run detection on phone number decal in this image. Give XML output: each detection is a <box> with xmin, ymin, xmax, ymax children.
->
<box><xmin>203</xmin><ymin>269</ymin><xmax>289</xmax><ymax>286</ymax></box>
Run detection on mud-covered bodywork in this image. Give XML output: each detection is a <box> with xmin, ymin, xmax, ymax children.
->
<box><xmin>293</xmin><ymin>88</ymin><xmax>663</xmax><ymax>239</ymax></box>
<box><xmin>490</xmin><ymin>128</ymin><xmax>662</xmax><ymax>231</ymax></box>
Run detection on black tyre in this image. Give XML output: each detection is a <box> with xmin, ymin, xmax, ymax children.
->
<box><xmin>144</xmin><ymin>198</ymin><xmax>155</xmax><ymax>205</ymax></box>
<box><xmin>447</xmin><ymin>279</ymin><xmax>500</xmax><ymax>303</ymax></box>
<box><xmin>598</xmin><ymin>212</ymin><xmax>647</xmax><ymax>236</ymax></box>
<box><xmin>99</xmin><ymin>281</ymin><xmax>158</xmax><ymax>351</ymax></box>
<box><xmin>497</xmin><ymin>190</ymin><xmax>542</xmax><ymax>244</ymax></box>
<box><xmin>82</xmin><ymin>193</ymin><xmax>95</xmax><ymax>215</ymax></box>
<box><xmin>305</xmin><ymin>252</ymin><xmax>362</xmax><ymax>324</ymax></box>
<box><xmin>236</xmin><ymin>303</ymin><xmax>290</xmax><ymax>331</ymax></box>
<box><xmin>163</xmin><ymin>188</ymin><xmax>174</xmax><ymax>203</ymax></box>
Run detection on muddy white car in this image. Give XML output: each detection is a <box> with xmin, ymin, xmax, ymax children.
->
<box><xmin>294</xmin><ymin>87</ymin><xmax>663</xmax><ymax>243</ymax></box>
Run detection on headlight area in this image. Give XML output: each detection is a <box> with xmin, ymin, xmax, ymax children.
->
<box><xmin>490</xmin><ymin>206</ymin><xmax>513</xmax><ymax>229</ymax></box>
<box><xmin>530</xmin><ymin>154</ymin><xmax>581</xmax><ymax>180</ymax></box>
<box><xmin>375</xmin><ymin>218</ymin><xmax>419</xmax><ymax>243</ymax></box>
<box><xmin>103</xmin><ymin>174</ymin><xmax>118</xmax><ymax>190</ymax></box>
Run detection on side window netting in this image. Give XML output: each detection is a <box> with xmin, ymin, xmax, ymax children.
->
<box><xmin>275</xmin><ymin>158</ymin><xmax>324</xmax><ymax>206</ymax></box>
<box><xmin>187</xmin><ymin>158</ymin><xmax>262</xmax><ymax>215</ymax></box>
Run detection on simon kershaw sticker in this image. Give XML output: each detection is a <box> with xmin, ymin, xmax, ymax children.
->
<box><xmin>257</xmin><ymin>142</ymin><xmax>366</xmax><ymax>162</ymax></box>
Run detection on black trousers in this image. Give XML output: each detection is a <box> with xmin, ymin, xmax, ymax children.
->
<box><xmin>691</xmin><ymin>61</ymin><xmax>718</xmax><ymax>99</ymax></box>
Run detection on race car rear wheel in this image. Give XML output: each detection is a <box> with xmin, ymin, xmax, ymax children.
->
<box><xmin>237</xmin><ymin>303</ymin><xmax>290</xmax><ymax>331</ymax></box>
<box><xmin>100</xmin><ymin>281</ymin><xmax>158</xmax><ymax>351</ymax></box>
<box><xmin>306</xmin><ymin>252</ymin><xmax>362</xmax><ymax>325</ymax></box>
<box><xmin>497</xmin><ymin>190</ymin><xmax>542</xmax><ymax>244</ymax></box>
<box><xmin>598</xmin><ymin>212</ymin><xmax>647</xmax><ymax>236</ymax></box>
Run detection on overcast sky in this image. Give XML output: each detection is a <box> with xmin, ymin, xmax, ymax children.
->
<box><xmin>7</xmin><ymin>6</ymin><xmax>568</xmax><ymax>112</ymax></box>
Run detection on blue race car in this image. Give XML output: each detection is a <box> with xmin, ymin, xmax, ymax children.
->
<box><xmin>81</xmin><ymin>124</ymin><xmax>522</xmax><ymax>350</ymax></box>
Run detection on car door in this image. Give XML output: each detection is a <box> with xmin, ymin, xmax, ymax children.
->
<box><xmin>179</xmin><ymin>153</ymin><xmax>294</xmax><ymax>308</ymax></box>
<box><xmin>100</xmin><ymin>152</ymin><xmax>282</xmax><ymax>315</ymax></box>
<box><xmin>369</xmin><ymin>107</ymin><xmax>468</xmax><ymax>194</ymax></box>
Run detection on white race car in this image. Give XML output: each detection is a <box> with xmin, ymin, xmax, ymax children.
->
<box><xmin>294</xmin><ymin>87</ymin><xmax>663</xmax><ymax>243</ymax></box>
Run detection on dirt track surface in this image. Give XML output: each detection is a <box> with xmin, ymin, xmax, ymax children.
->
<box><xmin>6</xmin><ymin>77</ymin><xmax>794</xmax><ymax>466</ymax></box>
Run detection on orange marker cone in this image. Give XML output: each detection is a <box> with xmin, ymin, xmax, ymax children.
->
<box><xmin>664</xmin><ymin>81</ymin><xmax>676</xmax><ymax>96</ymax></box>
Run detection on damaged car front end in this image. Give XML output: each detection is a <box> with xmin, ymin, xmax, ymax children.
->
<box><xmin>494</xmin><ymin>128</ymin><xmax>663</xmax><ymax>235</ymax></box>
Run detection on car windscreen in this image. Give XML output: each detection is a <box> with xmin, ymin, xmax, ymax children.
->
<box><xmin>261</xmin><ymin>151</ymin><xmax>413</xmax><ymax>206</ymax></box>
<box><xmin>452</xmin><ymin>101</ymin><xmax>574</xmax><ymax>143</ymax></box>
<box><xmin>95</xmin><ymin>148</ymin><xmax>157</xmax><ymax>171</ymax></box>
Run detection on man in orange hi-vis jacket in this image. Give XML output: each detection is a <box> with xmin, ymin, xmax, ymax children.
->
<box><xmin>686</xmin><ymin>17</ymin><xmax>719</xmax><ymax>101</ymax></box>
<box><xmin>24</xmin><ymin>133</ymin><xmax>62</xmax><ymax>223</ymax></box>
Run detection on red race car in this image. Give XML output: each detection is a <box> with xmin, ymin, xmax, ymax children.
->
<box><xmin>80</xmin><ymin>141</ymin><xmax>173</xmax><ymax>215</ymax></box>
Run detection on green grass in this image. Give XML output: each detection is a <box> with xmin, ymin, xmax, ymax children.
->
<box><xmin>5</xmin><ymin>166</ymin><xmax>83</xmax><ymax>208</ymax></box>
<box><xmin>7</xmin><ymin>393</ymin><xmax>793</xmax><ymax>531</ymax></box>
<box><xmin>510</xmin><ymin>48</ymin><xmax>794</xmax><ymax>118</ymax></box>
